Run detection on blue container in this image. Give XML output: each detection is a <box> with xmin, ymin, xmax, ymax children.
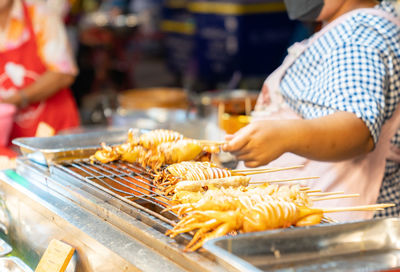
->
<box><xmin>161</xmin><ymin>0</ymin><xmax>195</xmax><ymax>74</ymax></box>
<box><xmin>189</xmin><ymin>0</ymin><xmax>297</xmax><ymax>82</ymax></box>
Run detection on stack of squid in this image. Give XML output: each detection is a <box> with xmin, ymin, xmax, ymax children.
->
<box><xmin>91</xmin><ymin>129</ymin><xmax>221</xmax><ymax>170</ymax></box>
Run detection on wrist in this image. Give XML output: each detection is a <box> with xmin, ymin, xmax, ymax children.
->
<box><xmin>18</xmin><ymin>90</ymin><xmax>29</xmax><ymax>108</ymax></box>
<box><xmin>283</xmin><ymin>119</ymin><xmax>307</xmax><ymax>154</ymax></box>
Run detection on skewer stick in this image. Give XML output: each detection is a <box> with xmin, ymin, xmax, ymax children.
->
<box><xmin>323</xmin><ymin>203</ymin><xmax>395</xmax><ymax>213</ymax></box>
<box><xmin>299</xmin><ymin>187</ymin><xmax>311</xmax><ymax>191</ymax></box>
<box><xmin>303</xmin><ymin>189</ymin><xmax>322</xmax><ymax>193</ymax></box>
<box><xmin>233</xmin><ymin>165</ymin><xmax>304</xmax><ymax>175</ymax></box>
<box><xmin>308</xmin><ymin>191</ymin><xmax>345</xmax><ymax>197</ymax></box>
<box><xmin>250</xmin><ymin>176</ymin><xmax>319</xmax><ymax>184</ymax></box>
<box><xmin>322</xmin><ymin>216</ymin><xmax>337</xmax><ymax>223</ymax></box>
<box><xmin>218</xmin><ymin>102</ymin><xmax>225</xmax><ymax>129</ymax></box>
<box><xmin>232</xmin><ymin>167</ymin><xmax>273</xmax><ymax>173</ymax></box>
<box><xmin>245</xmin><ymin>97</ymin><xmax>252</xmax><ymax>116</ymax></box>
<box><xmin>312</xmin><ymin>194</ymin><xmax>360</xmax><ymax>201</ymax></box>
<box><xmin>197</xmin><ymin>140</ymin><xmax>226</xmax><ymax>145</ymax></box>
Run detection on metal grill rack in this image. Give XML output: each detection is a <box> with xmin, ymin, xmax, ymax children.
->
<box><xmin>52</xmin><ymin>159</ymin><xmax>179</xmax><ymax>227</ymax></box>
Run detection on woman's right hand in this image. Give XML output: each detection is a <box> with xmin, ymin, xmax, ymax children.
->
<box><xmin>224</xmin><ymin>112</ymin><xmax>375</xmax><ymax>167</ymax></box>
<box><xmin>223</xmin><ymin>119</ymin><xmax>294</xmax><ymax>168</ymax></box>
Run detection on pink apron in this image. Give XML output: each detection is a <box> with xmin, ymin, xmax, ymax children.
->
<box><xmin>251</xmin><ymin>8</ymin><xmax>400</xmax><ymax>221</ymax></box>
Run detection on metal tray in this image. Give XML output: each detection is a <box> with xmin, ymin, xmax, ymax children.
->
<box><xmin>204</xmin><ymin>218</ymin><xmax>400</xmax><ymax>272</ymax></box>
<box><xmin>0</xmin><ymin>239</ymin><xmax>12</xmax><ymax>257</ymax></box>
<box><xmin>11</xmin><ymin>122</ymin><xmax>223</xmax><ymax>165</ymax></box>
<box><xmin>0</xmin><ymin>257</ymin><xmax>33</xmax><ymax>272</ymax></box>
<box><xmin>12</xmin><ymin>128</ymin><xmax>132</xmax><ymax>164</ymax></box>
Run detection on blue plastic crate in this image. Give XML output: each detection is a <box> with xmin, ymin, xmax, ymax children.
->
<box><xmin>161</xmin><ymin>0</ymin><xmax>195</xmax><ymax>74</ymax></box>
<box><xmin>189</xmin><ymin>0</ymin><xmax>297</xmax><ymax>81</ymax></box>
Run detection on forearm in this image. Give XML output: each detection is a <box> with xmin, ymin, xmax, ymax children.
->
<box><xmin>3</xmin><ymin>71</ymin><xmax>75</xmax><ymax>106</ymax></box>
<box><xmin>287</xmin><ymin>112</ymin><xmax>375</xmax><ymax>161</ymax></box>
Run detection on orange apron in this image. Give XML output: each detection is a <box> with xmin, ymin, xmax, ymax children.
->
<box><xmin>0</xmin><ymin>2</ymin><xmax>79</xmax><ymax>140</ymax></box>
<box><xmin>251</xmin><ymin>8</ymin><xmax>400</xmax><ymax>221</ymax></box>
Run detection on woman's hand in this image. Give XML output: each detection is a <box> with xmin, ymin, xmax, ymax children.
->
<box><xmin>1</xmin><ymin>92</ymin><xmax>24</xmax><ymax>106</ymax></box>
<box><xmin>1</xmin><ymin>71</ymin><xmax>75</xmax><ymax>107</ymax></box>
<box><xmin>223</xmin><ymin>112</ymin><xmax>375</xmax><ymax>168</ymax></box>
<box><xmin>223</xmin><ymin>120</ymin><xmax>294</xmax><ymax>167</ymax></box>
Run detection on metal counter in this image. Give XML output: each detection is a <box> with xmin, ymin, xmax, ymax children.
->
<box><xmin>6</xmin><ymin>131</ymin><xmax>397</xmax><ymax>272</ymax></box>
<box><xmin>0</xmin><ymin>159</ymin><xmax>227</xmax><ymax>272</ymax></box>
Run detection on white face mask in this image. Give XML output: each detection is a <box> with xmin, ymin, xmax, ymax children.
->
<box><xmin>283</xmin><ymin>0</ymin><xmax>324</xmax><ymax>21</ymax></box>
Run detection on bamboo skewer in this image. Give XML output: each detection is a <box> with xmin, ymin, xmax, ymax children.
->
<box><xmin>197</xmin><ymin>140</ymin><xmax>226</xmax><ymax>145</ymax></box>
<box><xmin>322</xmin><ymin>216</ymin><xmax>337</xmax><ymax>223</ymax></box>
<box><xmin>233</xmin><ymin>165</ymin><xmax>304</xmax><ymax>175</ymax></box>
<box><xmin>232</xmin><ymin>167</ymin><xmax>273</xmax><ymax>173</ymax></box>
<box><xmin>303</xmin><ymin>189</ymin><xmax>322</xmax><ymax>193</ymax></box>
<box><xmin>218</xmin><ymin>102</ymin><xmax>225</xmax><ymax>130</ymax></box>
<box><xmin>250</xmin><ymin>176</ymin><xmax>319</xmax><ymax>184</ymax></box>
<box><xmin>299</xmin><ymin>187</ymin><xmax>311</xmax><ymax>191</ymax></box>
<box><xmin>323</xmin><ymin>203</ymin><xmax>395</xmax><ymax>213</ymax></box>
<box><xmin>312</xmin><ymin>194</ymin><xmax>360</xmax><ymax>201</ymax></box>
<box><xmin>245</xmin><ymin>97</ymin><xmax>252</xmax><ymax>116</ymax></box>
<box><xmin>308</xmin><ymin>191</ymin><xmax>344</xmax><ymax>197</ymax></box>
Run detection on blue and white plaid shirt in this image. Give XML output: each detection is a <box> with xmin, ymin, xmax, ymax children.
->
<box><xmin>280</xmin><ymin>1</ymin><xmax>400</xmax><ymax>217</ymax></box>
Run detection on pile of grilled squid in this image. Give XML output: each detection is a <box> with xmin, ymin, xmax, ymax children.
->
<box><xmin>91</xmin><ymin>129</ymin><xmax>394</xmax><ymax>252</ymax></box>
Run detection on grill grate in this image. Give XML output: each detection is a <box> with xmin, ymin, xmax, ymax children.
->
<box><xmin>55</xmin><ymin>159</ymin><xmax>179</xmax><ymax>226</ymax></box>
<box><xmin>52</xmin><ymin>159</ymin><xmax>334</xmax><ymax>238</ymax></box>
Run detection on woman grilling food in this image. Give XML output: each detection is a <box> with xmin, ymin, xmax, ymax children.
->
<box><xmin>223</xmin><ymin>0</ymin><xmax>400</xmax><ymax>221</ymax></box>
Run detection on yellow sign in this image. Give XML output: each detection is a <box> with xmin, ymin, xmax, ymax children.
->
<box><xmin>161</xmin><ymin>20</ymin><xmax>196</xmax><ymax>35</ymax></box>
<box><xmin>188</xmin><ymin>2</ymin><xmax>286</xmax><ymax>15</ymax></box>
<box><xmin>35</xmin><ymin>239</ymin><xmax>75</xmax><ymax>272</ymax></box>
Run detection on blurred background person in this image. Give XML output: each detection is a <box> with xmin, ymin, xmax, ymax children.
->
<box><xmin>0</xmin><ymin>0</ymin><xmax>79</xmax><ymax>141</ymax></box>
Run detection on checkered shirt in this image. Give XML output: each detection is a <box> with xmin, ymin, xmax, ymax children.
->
<box><xmin>280</xmin><ymin>1</ymin><xmax>400</xmax><ymax>217</ymax></box>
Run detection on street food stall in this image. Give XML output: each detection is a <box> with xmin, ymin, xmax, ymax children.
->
<box><xmin>1</xmin><ymin>0</ymin><xmax>400</xmax><ymax>271</ymax></box>
<box><xmin>0</xmin><ymin>126</ymin><xmax>397</xmax><ymax>271</ymax></box>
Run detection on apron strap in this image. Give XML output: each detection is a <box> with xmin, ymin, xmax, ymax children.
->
<box><xmin>21</xmin><ymin>1</ymin><xmax>38</xmax><ymax>52</ymax></box>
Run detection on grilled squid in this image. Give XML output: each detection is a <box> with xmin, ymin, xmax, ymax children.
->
<box><xmin>120</xmin><ymin>145</ymin><xmax>147</xmax><ymax>163</ymax></box>
<box><xmin>91</xmin><ymin>142</ymin><xmax>120</xmax><ymax>163</ymax></box>
<box><xmin>139</xmin><ymin>129</ymin><xmax>184</xmax><ymax>149</ymax></box>
<box><xmin>174</xmin><ymin>176</ymin><xmax>251</xmax><ymax>193</ymax></box>
<box><xmin>154</xmin><ymin>161</ymin><xmax>236</xmax><ymax>195</ymax></box>
<box><xmin>166</xmin><ymin>161</ymin><xmax>233</xmax><ymax>181</ymax></box>
<box><xmin>91</xmin><ymin>129</ymin><xmax>222</xmax><ymax>169</ymax></box>
<box><xmin>166</xmin><ymin>198</ymin><xmax>323</xmax><ymax>251</ymax></box>
<box><xmin>157</xmin><ymin>140</ymin><xmax>203</xmax><ymax>164</ymax></box>
<box><xmin>167</xmin><ymin>184</ymin><xmax>312</xmax><ymax>217</ymax></box>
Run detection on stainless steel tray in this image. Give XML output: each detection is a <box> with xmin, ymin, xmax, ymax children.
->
<box><xmin>204</xmin><ymin>218</ymin><xmax>400</xmax><ymax>272</ymax></box>
<box><xmin>12</xmin><ymin>128</ymin><xmax>132</xmax><ymax>164</ymax></box>
<box><xmin>0</xmin><ymin>257</ymin><xmax>33</xmax><ymax>272</ymax></box>
<box><xmin>0</xmin><ymin>239</ymin><xmax>12</xmax><ymax>257</ymax></box>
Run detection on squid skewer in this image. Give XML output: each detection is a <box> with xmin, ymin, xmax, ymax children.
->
<box><xmin>167</xmin><ymin>199</ymin><xmax>324</xmax><ymax>251</ymax></box>
<box><xmin>91</xmin><ymin>129</ymin><xmax>222</xmax><ymax>168</ymax></box>
<box><xmin>166</xmin><ymin>184</ymin><xmax>312</xmax><ymax>216</ymax></box>
<box><xmin>138</xmin><ymin>129</ymin><xmax>184</xmax><ymax>149</ymax></box>
<box><xmin>154</xmin><ymin>161</ymin><xmax>240</xmax><ymax>194</ymax></box>
<box><xmin>174</xmin><ymin>176</ymin><xmax>251</xmax><ymax>193</ymax></box>
<box><xmin>170</xmin><ymin>201</ymin><xmax>394</xmax><ymax>251</ymax></box>
<box><xmin>90</xmin><ymin>142</ymin><xmax>120</xmax><ymax>163</ymax></box>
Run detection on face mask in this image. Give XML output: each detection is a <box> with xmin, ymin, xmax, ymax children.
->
<box><xmin>283</xmin><ymin>0</ymin><xmax>324</xmax><ymax>21</ymax></box>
